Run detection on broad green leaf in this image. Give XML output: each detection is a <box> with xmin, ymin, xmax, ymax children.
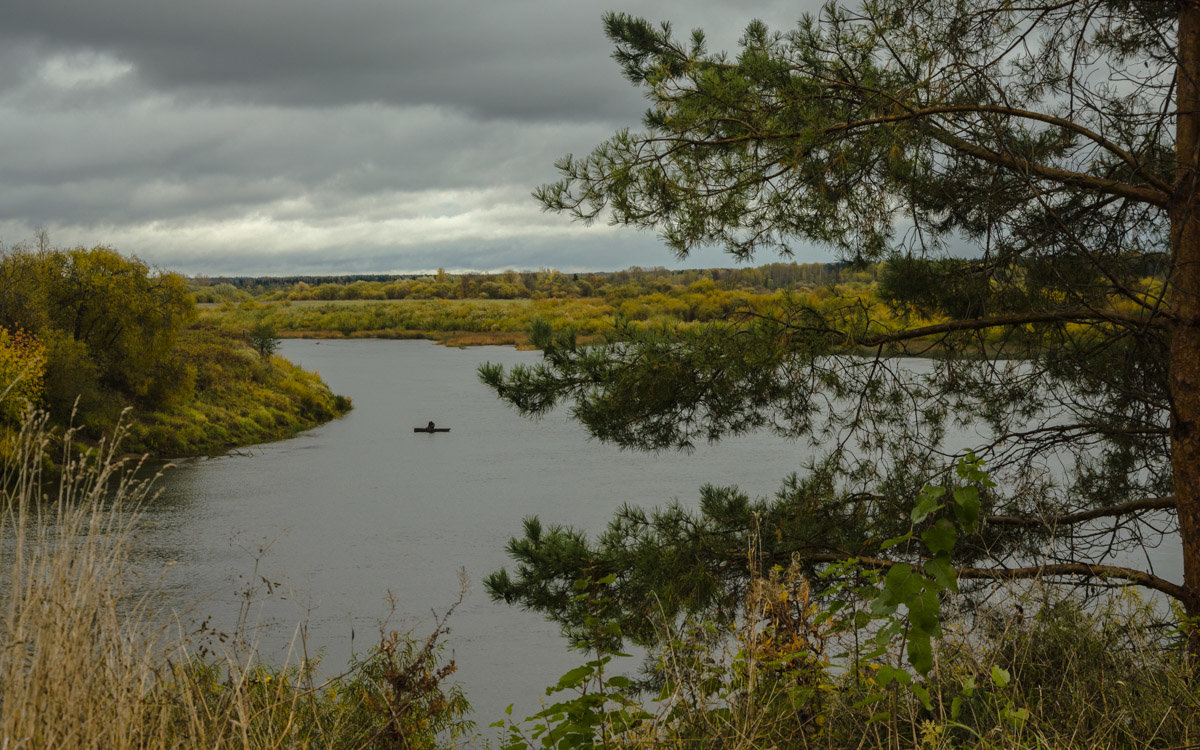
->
<box><xmin>953</xmin><ymin>485</ymin><xmax>978</xmax><ymax>509</ymax></box>
<box><xmin>870</xmin><ymin>596</ymin><xmax>898</xmax><ymax>617</ymax></box>
<box><xmin>555</xmin><ymin>664</ymin><xmax>594</xmax><ymax>690</ymax></box>
<box><xmin>908</xmin><ymin>588</ymin><xmax>941</xmax><ymax>637</ymax></box>
<box><xmin>907</xmin><ymin>631</ymin><xmax>934</xmax><ymax>675</ymax></box>
<box><xmin>921</xmin><ymin>519</ymin><xmax>957</xmax><ymax>556</ymax></box>
<box><xmin>911</xmin><ymin>682</ymin><xmax>932</xmax><ymax>710</ymax></box>
<box><xmin>924</xmin><ymin>555</ymin><xmax>959</xmax><ymax>593</ymax></box>
<box><xmin>880</xmin><ymin>530</ymin><xmax>913</xmax><ymax>550</ymax></box>
<box><xmin>952</xmin><ymin>486</ymin><xmax>980</xmax><ymax>529</ymax></box>
<box><xmin>991</xmin><ymin>664</ymin><xmax>1011</xmax><ymax>688</ymax></box>
<box><xmin>882</xmin><ymin>563</ymin><xmax>924</xmax><ymax>603</ymax></box>
<box><xmin>1004</xmin><ymin>705</ymin><xmax>1030</xmax><ymax>728</ymax></box>
<box><xmin>875</xmin><ymin>664</ymin><xmax>896</xmax><ymax>688</ymax></box>
<box><xmin>911</xmin><ymin>486</ymin><xmax>946</xmax><ymax>523</ymax></box>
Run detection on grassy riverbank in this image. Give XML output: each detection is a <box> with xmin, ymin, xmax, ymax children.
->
<box><xmin>200</xmin><ymin>282</ymin><xmax>915</xmax><ymax>350</ymax></box>
<box><xmin>0</xmin><ymin>413</ymin><xmax>470</xmax><ymax>748</ymax></box>
<box><xmin>1</xmin><ymin>324</ymin><xmax>351</xmax><ymax>462</ymax></box>
<box><xmin>121</xmin><ymin>325</ymin><xmax>351</xmax><ymax>457</ymax></box>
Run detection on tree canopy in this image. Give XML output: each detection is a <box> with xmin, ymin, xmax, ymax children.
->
<box><xmin>481</xmin><ymin>0</ymin><xmax>1200</xmax><ymax>657</ymax></box>
<box><xmin>0</xmin><ymin>245</ymin><xmax>197</xmax><ymax>428</ymax></box>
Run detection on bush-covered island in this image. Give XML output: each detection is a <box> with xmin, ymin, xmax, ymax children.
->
<box><xmin>0</xmin><ymin>242</ymin><xmax>350</xmax><ymax>458</ymax></box>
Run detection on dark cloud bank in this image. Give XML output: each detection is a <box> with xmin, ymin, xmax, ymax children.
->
<box><xmin>0</xmin><ymin>0</ymin><xmax>828</xmax><ymax>275</ymax></box>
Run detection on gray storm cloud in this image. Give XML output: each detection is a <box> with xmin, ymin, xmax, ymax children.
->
<box><xmin>0</xmin><ymin>0</ymin><xmax>825</xmax><ymax>275</ymax></box>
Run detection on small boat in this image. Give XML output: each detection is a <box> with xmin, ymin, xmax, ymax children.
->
<box><xmin>413</xmin><ymin>426</ymin><xmax>451</xmax><ymax>433</ymax></box>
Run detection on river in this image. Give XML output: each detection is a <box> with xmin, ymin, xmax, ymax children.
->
<box><xmin>137</xmin><ymin>338</ymin><xmax>1185</xmax><ymax>731</ymax></box>
<box><xmin>140</xmin><ymin>338</ymin><xmax>811</xmax><ymax>726</ymax></box>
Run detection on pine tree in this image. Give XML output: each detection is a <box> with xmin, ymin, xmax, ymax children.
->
<box><xmin>480</xmin><ymin>1</ymin><xmax>1200</xmax><ymax>657</ymax></box>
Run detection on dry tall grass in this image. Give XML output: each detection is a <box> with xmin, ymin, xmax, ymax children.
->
<box><xmin>0</xmin><ymin>409</ymin><xmax>471</xmax><ymax>749</ymax></box>
<box><xmin>0</xmin><ymin>411</ymin><xmax>172</xmax><ymax>748</ymax></box>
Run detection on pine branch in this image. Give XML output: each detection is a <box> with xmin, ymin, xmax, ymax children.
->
<box><xmin>984</xmin><ymin>495</ymin><xmax>1177</xmax><ymax>528</ymax></box>
<box><xmin>954</xmin><ymin>562</ymin><xmax>1186</xmax><ymax>602</ymax></box>
<box><xmin>850</xmin><ymin>309</ymin><xmax>1164</xmax><ymax>346</ymax></box>
<box><xmin>691</xmin><ymin>100</ymin><xmax>1176</xmax><ymax>199</ymax></box>
<box><xmin>804</xmin><ymin>552</ymin><xmax>1187</xmax><ymax>602</ymax></box>
<box><xmin>748</xmin><ymin>307</ymin><xmax>1164</xmax><ymax>347</ymax></box>
<box><xmin>845</xmin><ymin>102</ymin><xmax>1173</xmax><ymax>197</ymax></box>
<box><xmin>927</xmin><ymin>127</ymin><xmax>1169</xmax><ymax>208</ymax></box>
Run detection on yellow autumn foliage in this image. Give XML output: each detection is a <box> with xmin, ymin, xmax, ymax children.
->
<box><xmin>0</xmin><ymin>326</ymin><xmax>45</xmax><ymax>423</ymax></box>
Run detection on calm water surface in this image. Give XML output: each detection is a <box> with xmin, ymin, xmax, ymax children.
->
<box><xmin>143</xmin><ymin>339</ymin><xmax>810</xmax><ymax>724</ymax></box>
<box><xmin>140</xmin><ymin>339</ymin><xmax>1184</xmax><ymax>728</ymax></box>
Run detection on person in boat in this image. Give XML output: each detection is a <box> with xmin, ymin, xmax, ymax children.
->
<box><xmin>427</xmin><ymin>420</ymin><xmax>435</xmax><ymax>431</ymax></box>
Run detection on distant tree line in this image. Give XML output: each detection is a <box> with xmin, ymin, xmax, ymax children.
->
<box><xmin>190</xmin><ymin>261</ymin><xmax>880</xmax><ymax>303</ymax></box>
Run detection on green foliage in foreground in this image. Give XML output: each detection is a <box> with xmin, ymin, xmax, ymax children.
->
<box><xmin>495</xmin><ymin>462</ymin><xmax>1200</xmax><ymax>749</ymax></box>
<box><xmin>4</xmin><ymin>399</ymin><xmax>1199</xmax><ymax>750</ymax></box>
<box><xmin>159</xmin><ymin>627</ymin><xmax>473</xmax><ymax>749</ymax></box>
<box><xmin>502</xmin><ymin>589</ymin><xmax>1200</xmax><ymax>749</ymax></box>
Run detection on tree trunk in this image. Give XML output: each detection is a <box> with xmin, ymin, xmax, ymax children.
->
<box><xmin>1169</xmin><ymin>1</ymin><xmax>1200</xmax><ymax>661</ymax></box>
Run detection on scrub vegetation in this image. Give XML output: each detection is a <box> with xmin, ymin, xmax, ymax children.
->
<box><xmin>121</xmin><ymin>324</ymin><xmax>351</xmax><ymax>457</ymax></box>
<box><xmin>198</xmin><ymin>260</ymin><xmax>1162</xmax><ymax>359</ymax></box>
<box><xmin>194</xmin><ymin>262</ymin><xmax>880</xmax><ymax>347</ymax></box>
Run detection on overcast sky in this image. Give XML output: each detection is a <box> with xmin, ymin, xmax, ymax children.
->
<box><xmin>0</xmin><ymin>0</ymin><xmax>831</xmax><ymax>276</ymax></box>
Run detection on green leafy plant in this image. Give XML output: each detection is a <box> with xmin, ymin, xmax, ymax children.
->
<box><xmin>494</xmin><ymin>574</ymin><xmax>651</xmax><ymax>750</ymax></box>
<box><xmin>870</xmin><ymin>454</ymin><xmax>991</xmax><ymax>678</ymax></box>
